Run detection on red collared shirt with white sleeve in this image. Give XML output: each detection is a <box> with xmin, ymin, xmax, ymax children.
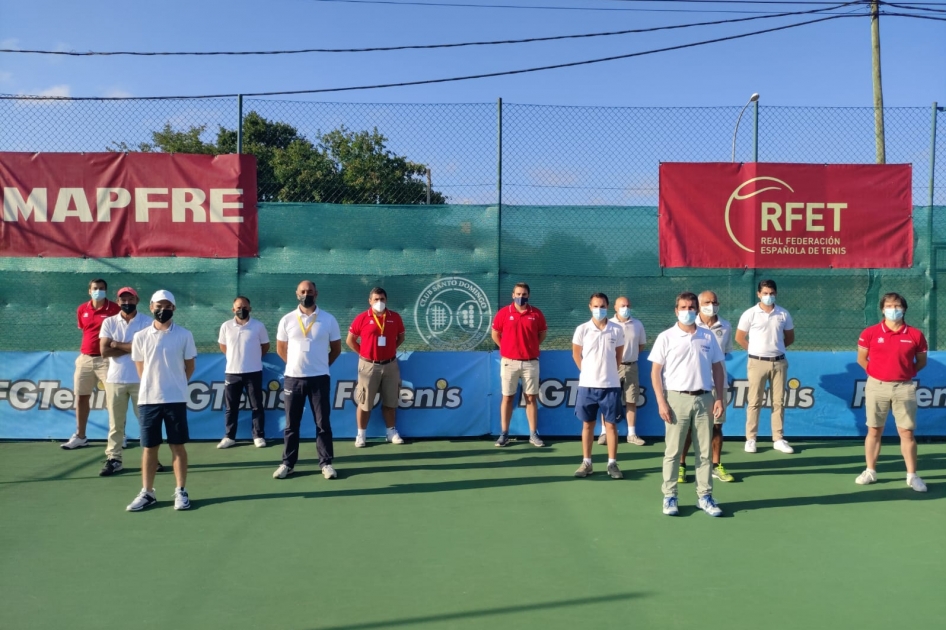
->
<box><xmin>858</xmin><ymin>321</ymin><xmax>928</xmax><ymax>382</ymax></box>
<box><xmin>349</xmin><ymin>309</ymin><xmax>405</xmax><ymax>362</ymax></box>
<box><xmin>491</xmin><ymin>304</ymin><xmax>547</xmax><ymax>360</ymax></box>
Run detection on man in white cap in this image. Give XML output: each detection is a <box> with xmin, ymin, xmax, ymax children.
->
<box><xmin>127</xmin><ymin>290</ymin><xmax>197</xmax><ymax>512</ymax></box>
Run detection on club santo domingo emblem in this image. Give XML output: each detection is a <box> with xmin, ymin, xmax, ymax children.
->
<box><xmin>414</xmin><ymin>276</ymin><xmax>492</xmax><ymax>351</ymax></box>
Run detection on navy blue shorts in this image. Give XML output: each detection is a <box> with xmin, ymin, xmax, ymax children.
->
<box><xmin>138</xmin><ymin>402</ymin><xmax>189</xmax><ymax>447</ymax></box>
<box><xmin>575</xmin><ymin>386</ymin><xmax>622</xmax><ymax>423</ymax></box>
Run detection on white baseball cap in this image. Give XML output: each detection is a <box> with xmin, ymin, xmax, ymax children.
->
<box><xmin>150</xmin><ymin>290</ymin><xmax>176</xmax><ymax>306</ymax></box>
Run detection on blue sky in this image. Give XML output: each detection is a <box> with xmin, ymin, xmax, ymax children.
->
<box><xmin>1</xmin><ymin>0</ymin><xmax>943</xmax><ymax>107</ymax></box>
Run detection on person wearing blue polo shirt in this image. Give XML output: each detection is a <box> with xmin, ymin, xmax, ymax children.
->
<box><xmin>572</xmin><ymin>293</ymin><xmax>626</xmax><ymax>480</ymax></box>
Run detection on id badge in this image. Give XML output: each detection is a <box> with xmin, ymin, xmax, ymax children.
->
<box><xmin>378</xmin><ymin>337</ymin><xmax>387</xmax><ymax>347</ymax></box>
<box><xmin>299</xmin><ymin>339</ymin><xmax>311</xmax><ymax>352</ymax></box>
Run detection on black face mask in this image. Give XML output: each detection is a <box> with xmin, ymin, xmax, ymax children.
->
<box><xmin>153</xmin><ymin>309</ymin><xmax>174</xmax><ymax>323</ymax></box>
<box><xmin>299</xmin><ymin>295</ymin><xmax>315</xmax><ymax>308</ymax></box>
<box><xmin>235</xmin><ymin>308</ymin><xmax>249</xmax><ymax>320</ymax></box>
<box><xmin>120</xmin><ymin>303</ymin><xmax>137</xmax><ymax>315</ymax></box>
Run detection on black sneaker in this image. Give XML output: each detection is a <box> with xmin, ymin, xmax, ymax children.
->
<box><xmin>99</xmin><ymin>459</ymin><xmax>123</xmax><ymax>477</ymax></box>
<box><xmin>494</xmin><ymin>433</ymin><xmax>510</xmax><ymax>447</ymax></box>
<box><xmin>156</xmin><ymin>462</ymin><xmax>166</xmax><ymax>473</ymax></box>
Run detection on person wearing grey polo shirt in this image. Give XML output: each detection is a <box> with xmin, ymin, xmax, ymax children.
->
<box><xmin>598</xmin><ymin>296</ymin><xmax>647</xmax><ymax>446</ymax></box>
<box><xmin>217</xmin><ymin>296</ymin><xmax>271</xmax><ymax>449</ymax></box>
<box><xmin>98</xmin><ymin>286</ymin><xmax>152</xmax><ymax>476</ymax></box>
<box><xmin>680</xmin><ymin>290</ymin><xmax>735</xmax><ymax>484</ymax></box>
<box><xmin>735</xmin><ymin>279</ymin><xmax>796</xmax><ymax>455</ymax></box>
<box><xmin>650</xmin><ymin>292</ymin><xmax>726</xmax><ymax>517</ymax></box>
<box><xmin>273</xmin><ymin>280</ymin><xmax>342</xmax><ymax>480</ymax></box>
<box><xmin>126</xmin><ymin>290</ymin><xmax>197</xmax><ymax>512</ymax></box>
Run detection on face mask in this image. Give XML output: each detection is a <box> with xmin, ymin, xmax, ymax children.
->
<box><xmin>153</xmin><ymin>309</ymin><xmax>173</xmax><ymax>323</ymax></box>
<box><xmin>235</xmin><ymin>308</ymin><xmax>249</xmax><ymax>320</ymax></box>
<box><xmin>760</xmin><ymin>295</ymin><xmax>776</xmax><ymax>306</ymax></box>
<box><xmin>120</xmin><ymin>303</ymin><xmax>137</xmax><ymax>315</ymax></box>
<box><xmin>299</xmin><ymin>295</ymin><xmax>315</xmax><ymax>308</ymax></box>
<box><xmin>701</xmin><ymin>305</ymin><xmax>718</xmax><ymax>316</ymax></box>
<box><xmin>618</xmin><ymin>307</ymin><xmax>631</xmax><ymax>319</ymax></box>
<box><xmin>677</xmin><ymin>310</ymin><xmax>697</xmax><ymax>326</ymax></box>
<box><xmin>91</xmin><ymin>289</ymin><xmax>106</xmax><ymax>301</ymax></box>
<box><xmin>592</xmin><ymin>307</ymin><xmax>608</xmax><ymax>321</ymax></box>
<box><xmin>513</xmin><ymin>296</ymin><xmax>529</xmax><ymax>307</ymax></box>
<box><xmin>884</xmin><ymin>308</ymin><xmax>904</xmax><ymax>322</ymax></box>
<box><xmin>371</xmin><ymin>301</ymin><xmax>386</xmax><ymax>314</ymax></box>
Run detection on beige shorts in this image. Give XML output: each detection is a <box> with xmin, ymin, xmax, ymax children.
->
<box><xmin>619</xmin><ymin>362</ymin><xmax>640</xmax><ymax>405</ymax></box>
<box><xmin>500</xmin><ymin>359</ymin><xmax>539</xmax><ymax>397</ymax></box>
<box><xmin>864</xmin><ymin>376</ymin><xmax>917</xmax><ymax>430</ymax></box>
<box><xmin>74</xmin><ymin>354</ymin><xmax>109</xmax><ymax>396</ymax></box>
<box><xmin>355</xmin><ymin>358</ymin><xmax>401</xmax><ymax>411</ymax></box>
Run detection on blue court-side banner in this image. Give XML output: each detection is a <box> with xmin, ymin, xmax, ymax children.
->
<box><xmin>1</xmin><ymin>351</ymin><xmax>945</xmax><ymax>439</ymax></box>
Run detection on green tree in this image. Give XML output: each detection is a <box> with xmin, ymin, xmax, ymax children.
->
<box><xmin>109</xmin><ymin>112</ymin><xmax>445</xmax><ymax>204</ymax></box>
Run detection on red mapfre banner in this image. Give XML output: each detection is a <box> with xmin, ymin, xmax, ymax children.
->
<box><xmin>659</xmin><ymin>162</ymin><xmax>912</xmax><ymax>268</ymax></box>
<box><xmin>0</xmin><ymin>152</ymin><xmax>258</xmax><ymax>258</ymax></box>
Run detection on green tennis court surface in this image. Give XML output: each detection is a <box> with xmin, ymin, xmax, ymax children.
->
<box><xmin>1</xmin><ymin>438</ymin><xmax>944</xmax><ymax>630</ymax></box>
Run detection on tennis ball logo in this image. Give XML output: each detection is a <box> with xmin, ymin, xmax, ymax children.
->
<box><xmin>414</xmin><ymin>277</ymin><xmax>492</xmax><ymax>351</ymax></box>
<box><xmin>725</xmin><ymin>177</ymin><xmax>793</xmax><ymax>253</ymax></box>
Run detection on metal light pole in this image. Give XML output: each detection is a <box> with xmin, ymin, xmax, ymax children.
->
<box><xmin>731</xmin><ymin>92</ymin><xmax>760</xmax><ymax>163</ymax></box>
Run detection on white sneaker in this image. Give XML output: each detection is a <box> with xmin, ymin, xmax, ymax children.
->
<box><xmin>354</xmin><ymin>435</ymin><xmax>366</xmax><ymax>448</ymax></box>
<box><xmin>597</xmin><ymin>433</ymin><xmax>607</xmax><ymax>446</ymax></box>
<box><xmin>855</xmin><ymin>469</ymin><xmax>878</xmax><ymax>485</ymax></box>
<box><xmin>697</xmin><ymin>494</ymin><xmax>723</xmax><ymax>517</ymax></box>
<box><xmin>173</xmin><ymin>488</ymin><xmax>191</xmax><ymax>510</ymax></box>
<box><xmin>126</xmin><ymin>489</ymin><xmax>157</xmax><ymax>512</ymax></box>
<box><xmin>217</xmin><ymin>437</ymin><xmax>237</xmax><ymax>449</ymax></box>
<box><xmin>253</xmin><ymin>437</ymin><xmax>267</xmax><ymax>448</ymax></box>
<box><xmin>61</xmin><ymin>433</ymin><xmax>88</xmax><ymax>450</ymax></box>
<box><xmin>386</xmin><ymin>430</ymin><xmax>404</xmax><ymax>445</ymax></box>
<box><xmin>773</xmin><ymin>440</ymin><xmax>795</xmax><ymax>454</ymax></box>
<box><xmin>273</xmin><ymin>464</ymin><xmax>293</xmax><ymax>479</ymax></box>
<box><xmin>744</xmin><ymin>439</ymin><xmax>757</xmax><ymax>453</ymax></box>
<box><xmin>322</xmin><ymin>464</ymin><xmax>338</xmax><ymax>479</ymax></box>
<box><xmin>908</xmin><ymin>476</ymin><xmax>928</xmax><ymax>492</ymax></box>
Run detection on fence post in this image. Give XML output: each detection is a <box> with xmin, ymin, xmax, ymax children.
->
<box><xmin>497</xmin><ymin>97</ymin><xmax>503</xmax><ymax>304</ymax></box>
<box><xmin>237</xmin><ymin>94</ymin><xmax>244</xmax><ymax>154</ymax></box>
<box><xmin>426</xmin><ymin>167</ymin><xmax>432</xmax><ymax>205</ymax></box>
<box><xmin>752</xmin><ymin>99</ymin><xmax>759</xmax><ymax>162</ymax></box>
<box><xmin>929</xmin><ymin>101</ymin><xmax>939</xmax><ymax>349</ymax></box>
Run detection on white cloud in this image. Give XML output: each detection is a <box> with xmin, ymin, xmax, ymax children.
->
<box><xmin>18</xmin><ymin>84</ymin><xmax>71</xmax><ymax>98</ymax></box>
<box><xmin>104</xmin><ymin>88</ymin><xmax>133</xmax><ymax>98</ymax></box>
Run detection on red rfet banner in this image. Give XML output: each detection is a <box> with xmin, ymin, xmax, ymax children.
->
<box><xmin>0</xmin><ymin>152</ymin><xmax>257</xmax><ymax>257</ymax></box>
<box><xmin>659</xmin><ymin>162</ymin><xmax>912</xmax><ymax>268</ymax></box>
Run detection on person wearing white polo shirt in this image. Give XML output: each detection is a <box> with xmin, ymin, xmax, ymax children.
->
<box><xmin>98</xmin><ymin>286</ymin><xmax>152</xmax><ymax>476</ymax></box>
<box><xmin>680</xmin><ymin>290</ymin><xmax>735</xmax><ymax>484</ymax></box>
<box><xmin>735</xmin><ymin>279</ymin><xmax>796</xmax><ymax>454</ymax></box>
<box><xmin>572</xmin><ymin>292</ymin><xmax>625</xmax><ymax>480</ymax></box>
<box><xmin>217</xmin><ymin>296</ymin><xmax>271</xmax><ymax>449</ymax></box>
<box><xmin>126</xmin><ymin>290</ymin><xmax>197</xmax><ymax>512</ymax></box>
<box><xmin>273</xmin><ymin>280</ymin><xmax>342</xmax><ymax>480</ymax></box>
<box><xmin>598</xmin><ymin>295</ymin><xmax>647</xmax><ymax>446</ymax></box>
<box><xmin>650</xmin><ymin>292</ymin><xmax>727</xmax><ymax>517</ymax></box>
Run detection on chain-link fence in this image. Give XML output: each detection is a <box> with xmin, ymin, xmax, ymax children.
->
<box><xmin>0</xmin><ymin>97</ymin><xmax>943</xmax><ymax>353</ymax></box>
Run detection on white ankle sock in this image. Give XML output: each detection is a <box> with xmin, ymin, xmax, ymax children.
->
<box><xmin>583</xmin><ymin>458</ymin><xmax>592</xmax><ymax>466</ymax></box>
<box><xmin>357</xmin><ymin>429</ymin><xmax>366</xmax><ymax>438</ymax></box>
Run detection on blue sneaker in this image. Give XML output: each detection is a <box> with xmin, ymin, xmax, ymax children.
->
<box><xmin>697</xmin><ymin>494</ymin><xmax>723</xmax><ymax>517</ymax></box>
<box><xmin>662</xmin><ymin>496</ymin><xmax>679</xmax><ymax>516</ymax></box>
<box><xmin>494</xmin><ymin>433</ymin><xmax>510</xmax><ymax>447</ymax></box>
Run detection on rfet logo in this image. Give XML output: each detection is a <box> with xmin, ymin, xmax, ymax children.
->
<box><xmin>725</xmin><ymin>176</ymin><xmax>847</xmax><ymax>256</ymax></box>
<box><xmin>658</xmin><ymin>162</ymin><xmax>912</xmax><ymax>269</ymax></box>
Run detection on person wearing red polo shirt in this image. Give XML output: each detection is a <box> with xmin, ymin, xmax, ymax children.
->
<box><xmin>62</xmin><ymin>278</ymin><xmax>120</xmax><ymax>450</ymax></box>
<box><xmin>491</xmin><ymin>282</ymin><xmax>548</xmax><ymax>448</ymax></box>
<box><xmin>346</xmin><ymin>287</ymin><xmax>406</xmax><ymax>447</ymax></box>
<box><xmin>855</xmin><ymin>292</ymin><xmax>929</xmax><ymax>492</ymax></box>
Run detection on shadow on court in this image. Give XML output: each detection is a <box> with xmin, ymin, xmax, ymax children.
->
<box><xmin>725</xmin><ymin>484</ymin><xmax>942</xmax><ymax>514</ymax></box>
<box><xmin>299</xmin><ymin>592</ymin><xmax>646</xmax><ymax>630</ymax></box>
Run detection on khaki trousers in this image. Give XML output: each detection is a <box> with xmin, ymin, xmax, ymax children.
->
<box><xmin>746</xmin><ymin>358</ymin><xmax>788</xmax><ymax>441</ymax></box>
<box><xmin>105</xmin><ymin>382</ymin><xmax>139</xmax><ymax>461</ymax></box>
<box><xmin>662</xmin><ymin>391</ymin><xmax>713</xmax><ymax>498</ymax></box>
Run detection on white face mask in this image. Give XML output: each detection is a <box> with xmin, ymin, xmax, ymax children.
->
<box><xmin>371</xmin><ymin>301</ymin><xmax>386</xmax><ymax>314</ymax></box>
<box><xmin>618</xmin><ymin>306</ymin><xmax>631</xmax><ymax>319</ymax></box>
<box><xmin>700</xmin><ymin>305</ymin><xmax>718</xmax><ymax>316</ymax></box>
<box><xmin>677</xmin><ymin>310</ymin><xmax>697</xmax><ymax>326</ymax></box>
<box><xmin>760</xmin><ymin>295</ymin><xmax>776</xmax><ymax>306</ymax></box>
<box><xmin>591</xmin><ymin>307</ymin><xmax>608</xmax><ymax>321</ymax></box>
